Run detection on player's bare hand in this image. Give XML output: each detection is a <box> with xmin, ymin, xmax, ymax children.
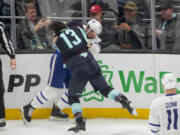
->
<box><xmin>10</xmin><ymin>58</ymin><xmax>16</xmax><ymax>70</ymax></box>
<box><xmin>87</xmin><ymin>43</ymin><xmax>92</xmax><ymax>48</ymax></box>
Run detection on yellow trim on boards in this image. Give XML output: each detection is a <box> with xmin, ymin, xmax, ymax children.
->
<box><xmin>5</xmin><ymin>108</ymin><xmax>150</xmax><ymax>120</ymax></box>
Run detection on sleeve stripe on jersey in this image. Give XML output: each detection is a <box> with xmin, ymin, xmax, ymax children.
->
<box><xmin>48</xmin><ymin>54</ymin><xmax>57</xmax><ymax>86</ymax></box>
<box><xmin>0</xmin><ymin>26</ymin><xmax>15</xmax><ymax>57</ymax></box>
<box><xmin>149</xmin><ymin>123</ymin><xmax>160</xmax><ymax>133</ymax></box>
<box><xmin>149</xmin><ymin>123</ymin><xmax>160</xmax><ymax>127</ymax></box>
<box><xmin>77</xmin><ymin>27</ymin><xmax>88</xmax><ymax>42</ymax></box>
<box><xmin>151</xmin><ymin>129</ymin><xmax>159</xmax><ymax>133</ymax></box>
<box><xmin>0</xmin><ymin>26</ymin><xmax>14</xmax><ymax>54</ymax></box>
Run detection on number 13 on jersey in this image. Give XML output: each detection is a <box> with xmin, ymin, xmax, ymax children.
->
<box><xmin>60</xmin><ymin>29</ymin><xmax>82</xmax><ymax>49</ymax></box>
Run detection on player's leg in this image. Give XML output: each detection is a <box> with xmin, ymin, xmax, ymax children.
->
<box><xmin>49</xmin><ymin>91</ymin><xmax>69</xmax><ymax>120</ymax></box>
<box><xmin>0</xmin><ymin>93</ymin><xmax>5</xmax><ymax>127</ymax></box>
<box><xmin>20</xmin><ymin>86</ymin><xmax>60</xmax><ymax>124</ymax></box>
<box><xmin>0</xmin><ymin>60</ymin><xmax>6</xmax><ymax>127</ymax></box>
<box><xmin>90</xmin><ymin>69</ymin><xmax>137</xmax><ymax>115</ymax></box>
<box><xmin>20</xmin><ymin>52</ymin><xmax>66</xmax><ymax>124</ymax></box>
<box><xmin>48</xmin><ymin>53</ymin><xmax>70</xmax><ymax>120</ymax></box>
<box><xmin>67</xmin><ymin>67</ymin><xmax>88</xmax><ymax>134</ymax></box>
<box><xmin>52</xmin><ymin>68</ymin><xmax>71</xmax><ymax>112</ymax></box>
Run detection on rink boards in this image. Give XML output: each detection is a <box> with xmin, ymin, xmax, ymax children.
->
<box><xmin>1</xmin><ymin>53</ymin><xmax>180</xmax><ymax>119</ymax></box>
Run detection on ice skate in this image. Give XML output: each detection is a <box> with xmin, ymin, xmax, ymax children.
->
<box><xmin>0</xmin><ymin>118</ymin><xmax>6</xmax><ymax>128</ymax></box>
<box><xmin>68</xmin><ymin>118</ymin><xmax>86</xmax><ymax>135</ymax></box>
<box><xmin>116</xmin><ymin>94</ymin><xmax>137</xmax><ymax>116</ymax></box>
<box><xmin>20</xmin><ymin>104</ymin><xmax>34</xmax><ymax>125</ymax></box>
<box><xmin>49</xmin><ymin>104</ymin><xmax>69</xmax><ymax>121</ymax></box>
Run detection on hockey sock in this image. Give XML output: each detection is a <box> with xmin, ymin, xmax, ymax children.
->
<box><xmin>56</xmin><ymin>92</ymin><xmax>69</xmax><ymax>110</ymax></box>
<box><xmin>71</xmin><ymin>103</ymin><xmax>82</xmax><ymax>121</ymax></box>
<box><xmin>31</xmin><ymin>86</ymin><xmax>60</xmax><ymax>108</ymax></box>
<box><xmin>74</xmin><ymin>112</ymin><xmax>83</xmax><ymax>124</ymax></box>
<box><xmin>107</xmin><ymin>89</ymin><xmax>121</xmax><ymax>100</ymax></box>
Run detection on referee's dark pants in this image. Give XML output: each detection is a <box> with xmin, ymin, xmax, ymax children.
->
<box><xmin>0</xmin><ymin>60</ymin><xmax>5</xmax><ymax>119</ymax></box>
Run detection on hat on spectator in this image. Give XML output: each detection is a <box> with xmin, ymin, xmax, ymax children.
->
<box><xmin>90</xmin><ymin>4</ymin><xmax>102</xmax><ymax>13</ymax></box>
<box><xmin>159</xmin><ymin>0</ymin><xmax>173</xmax><ymax>10</ymax></box>
<box><xmin>125</xmin><ymin>1</ymin><xmax>138</xmax><ymax>11</ymax></box>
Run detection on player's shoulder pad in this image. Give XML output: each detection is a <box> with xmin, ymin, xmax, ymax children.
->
<box><xmin>151</xmin><ymin>96</ymin><xmax>165</xmax><ymax>108</ymax></box>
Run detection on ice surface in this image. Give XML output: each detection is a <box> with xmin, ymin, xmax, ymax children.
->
<box><xmin>0</xmin><ymin>119</ymin><xmax>151</xmax><ymax>135</ymax></box>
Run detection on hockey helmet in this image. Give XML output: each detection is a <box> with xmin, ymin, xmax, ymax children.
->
<box><xmin>90</xmin><ymin>5</ymin><xmax>102</xmax><ymax>13</ymax></box>
<box><xmin>161</xmin><ymin>73</ymin><xmax>176</xmax><ymax>90</ymax></box>
<box><xmin>87</xmin><ymin>19</ymin><xmax>102</xmax><ymax>35</ymax></box>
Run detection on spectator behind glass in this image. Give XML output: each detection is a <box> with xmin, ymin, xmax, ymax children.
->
<box><xmin>0</xmin><ymin>0</ymin><xmax>11</xmax><ymax>34</ymax></box>
<box><xmin>16</xmin><ymin>0</ymin><xmax>53</xmax><ymax>17</ymax></box>
<box><xmin>17</xmin><ymin>3</ymin><xmax>52</xmax><ymax>50</ymax></box>
<box><xmin>89</xmin><ymin>4</ymin><xmax>103</xmax><ymax>22</ymax></box>
<box><xmin>155</xmin><ymin>0</ymin><xmax>180</xmax><ymax>50</ymax></box>
<box><xmin>116</xmin><ymin>0</ymin><xmax>150</xmax><ymax>20</ymax></box>
<box><xmin>88</xmin><ymin>0</ymin><xmax>110</xmax><ymax>12</ymax></box>
<box><xmin>22</xmin><ymin>0</ymin><xmax>41</xmax><ymax>16</ymax></box>
<box><xmin>114</xmin><ymin>1</ymin><xmax>145</xmax><ymax>49</ymax></box>
<box><xmin>116</xmin><ymin>0</ymin><xmax>130</xmax><ymax>19</ymax></box>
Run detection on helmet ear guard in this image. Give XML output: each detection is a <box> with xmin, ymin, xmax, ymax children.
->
<box><xmin>161</xmin><ymin>73</ymin><xmax>176</xmax><ymax>90</ymax></box>
<box><xmin>87</xmin><ymin>19</ymin><xmax>102</xmax><ymax>35</ymax></box>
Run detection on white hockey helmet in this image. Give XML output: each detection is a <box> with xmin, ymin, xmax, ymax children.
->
<box><xmin>161</xmin><ymin>73</ymin><xmax>176</xmax><ymax>90</ymax></box>
<box><xmin>87</xmin><ymin>19</ymin><xmax>102</xmax><ymax>35</ymax></box>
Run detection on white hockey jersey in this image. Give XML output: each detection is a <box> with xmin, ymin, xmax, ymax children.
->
<box><xmin>83</xmin><ymin>25</ymin><xmax>101</xmax><ymax>56</ymax></box>
<box><xmin>88</xmin><ymin>36</ymin><xmax>101</xmax><ymax>55</ymax></box>
<box><xmin>149</xmin><ymin>94</ymin><xmax>180</xmax><ymax>135</ymax></box>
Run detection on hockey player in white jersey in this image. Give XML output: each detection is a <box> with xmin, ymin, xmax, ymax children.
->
<box><xmin>86</xmin><ymin>19</ymin><xmax>102</xmax><ymax>55</ymax></box>
<box><xmin>149</xmin><ymin>73</ymin><xmax>180</xmax><ymax>135</ymax></box>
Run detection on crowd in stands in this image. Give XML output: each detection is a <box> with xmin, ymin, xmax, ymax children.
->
<box><xmin>0</xmin><ymin>0</ymin><xmax>179</xmax><ymax>51</ymax></box>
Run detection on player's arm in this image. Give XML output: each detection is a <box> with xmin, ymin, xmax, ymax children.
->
<box><xmin>148</xmin><ymin>102</ymin><xmax>160</xmax><ymax>135</ymax></box>
<box><xmin>88</xmin><ymin>36</ymin><xmax>101</xmax><ymax>54</ymax></box>
<box><xmin>0</xmin><ymin>23</ymin><xmax>15</xmax><ymax>59</ymax></box>
<box><xmin>0</xmin><ymin>22</ymin><xmax>16</xmax><ymax>70</ymax></box>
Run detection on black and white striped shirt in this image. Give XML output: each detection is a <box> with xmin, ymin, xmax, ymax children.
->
<box><xmin>0</xmin><ymin>21</ymin><xmax>15</xmax><ymax>59</ymax></box>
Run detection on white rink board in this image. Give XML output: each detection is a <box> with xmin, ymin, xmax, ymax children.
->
<box><xmin>1</xmin><ymin>53</ymin><xmax>180</xmax><ymax>109</ymax></box>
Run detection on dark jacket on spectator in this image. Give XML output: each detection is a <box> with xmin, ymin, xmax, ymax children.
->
<box><xmin>17</xmin><ymin>17</ymin><xmax>50</xmax><ymax>50</ymax></box>
<box><xmin>156</xmin><ymin>14</ymin><xmax>180</xmax><ymax>50</ymax></box>
<box><xmin>116</xmin><ymin>15</ymin><xmax>146</xmax><ymax>49</ymax></box>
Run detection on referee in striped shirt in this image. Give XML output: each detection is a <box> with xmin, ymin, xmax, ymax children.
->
<box><xmin>0</xmin><ymin>21</ymin><xmax>16</xmax><ymax>127</ymax></box>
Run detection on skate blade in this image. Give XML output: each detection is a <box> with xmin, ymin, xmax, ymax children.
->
<box><xmin>68</xmin><ymin>130</ymin><xmax>86</xmax><ymax>135</ymax></box>
<box><xmin>49</xmin><ymin>116</ymin><xmax>69</xmax><ymax>121</ymax></box>
<box><xmin>132</xmin><ymin>109</ymin><xmax>137</xmax><ymax>116</ymax></box>
<box><xmin>129</xmin><ymin>103</ymin><xmax>137</xmax><ymax>116</ymax></box>
<box><xmin>19</xmin><ymin>108</ymin><xmax>30</xmax><ymax>125</ymax></box>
